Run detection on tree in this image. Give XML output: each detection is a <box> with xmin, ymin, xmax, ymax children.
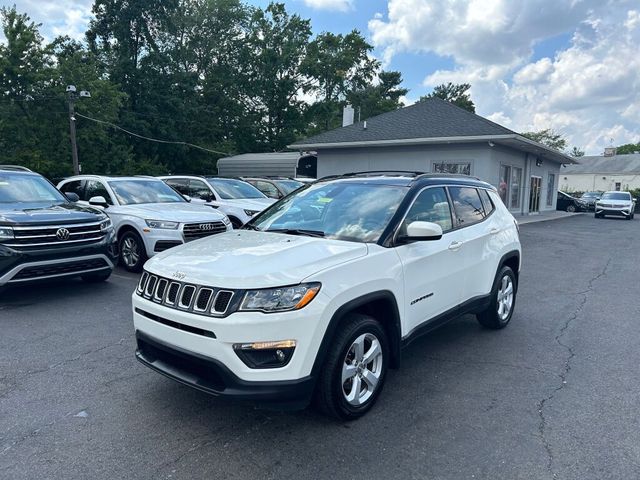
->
<box><xmin>522</xmin><ymin>129</ymin><xmax>567</xmax><ymax>151</ymax></box>
<box><xmin>615</xmin><ymin>142</ymin><xmax>640</xmax><ymax>155</ymax></box>
<box><xmin>347</xmin><ymin>70</ymin><xmax>408</xmax><ymax>121</ymax></box>
<box><xmin>302</xmin><ymin>30</ymin><xmax>378</xmax><ymax>131</ymax></box>
<box><xmin>569</xmin><ymin>146</ymin><xmax>585</xmax><ymax>157</ymax></box>
<box><xmin>420</xmin><ymin>82</ymin><xmax>475</xmax><ymax>113</ymax></box>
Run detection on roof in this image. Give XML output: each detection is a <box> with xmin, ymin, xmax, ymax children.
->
<box><xmin>562</xmin><ymin>154</ymin><xmax>640</xmax><ymax>174</ymax></box>
<box><xmin>220</xmin><ymin>152</ymin><xmax>302</xmax><ymax>162</ymax></box>
<box><xmin>289</xmin><ymin>97</ymin><xmax>575</xmax><ymax>165</ymax></box>
<box><xmin>217</xmin><ymin>152</ymin><xmax>315</xmax><ymax>177</ymax></box>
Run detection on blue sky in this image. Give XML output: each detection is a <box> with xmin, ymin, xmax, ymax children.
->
<box><xmin>2</xmin><ymin>0</ymin><xmax>639</xmax><ymax>154</ymax></box>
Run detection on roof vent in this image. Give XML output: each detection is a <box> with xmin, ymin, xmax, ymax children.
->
<box><xmin>342</xmin><ymin>105</ymin><xmax>355</xmax><ymax>127</ymax></box>
<box><xmin>604</xmin><ymin>147</ymin><xmax>617</xmax><ymax>157</ymax></box>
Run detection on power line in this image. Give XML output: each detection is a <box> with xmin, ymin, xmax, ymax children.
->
<box><xmin>74</xmin><ymin>112</ymin><xmax>233</xmax><ymax>156</ymax></box>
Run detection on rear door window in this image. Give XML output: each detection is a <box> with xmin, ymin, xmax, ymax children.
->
<box><xmin>479</xmin><ymin>189</ymin><xmax>495</xmax><ymax>216</ymax></box>
<box><xmin>449</xmin><ymin>187</ymin><xmax>485</xmax><ymax>227</ymax></box>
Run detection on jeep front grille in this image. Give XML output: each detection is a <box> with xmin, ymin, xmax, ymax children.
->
<box><xmin>136</xmin><ymin>272</ymin><xmax>237</xmax><ymax>318</ymax></box>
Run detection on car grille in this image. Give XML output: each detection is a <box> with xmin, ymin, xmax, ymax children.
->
<box><xmin>11</xmin><ymin>258</ymin><xmax>110</xmax><ymax>281</ymax></box>
<box><xmin>182</xmin><ymin>222</ymin><xmax>226</xmax><ymax>241</ymax></box>
<box><xmin>136</xmin><ymin>271</ymin><xmax>237</xmax><ymax>317</ymax></box>
<box><xmin>6</xmin><ymin>221</ymin><xmax>106</xmax><ymax>248</ymax></box>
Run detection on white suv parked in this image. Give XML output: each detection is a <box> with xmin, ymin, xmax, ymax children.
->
<box><xmin>58</xmin><ymin>176</ymin><xmax>231</xmax><ymax>272</ymax></box>
<box><xmin>160</xmin><ymin>176</ymin><xmax>275</xmax><ymax>228</ymax></box>
<box><xmin>595</xmin><ymin>191</ymin><xmax>636</xmax><ymax>219</ymax></box>
<box><xmin>132</xmin><ymin>173</ymin><xmax>521</xmax><ymax>419</ymax></box>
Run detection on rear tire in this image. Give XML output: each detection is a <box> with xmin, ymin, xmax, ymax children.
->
<box><xmin>314</xmin><ymin>313</ymin><xmax>389</xmax><ymax>420</ymax></box>
<box><xmin>566</xmin><ymin>204</ymin><xmax>576</xmax><ymax>213</ymax></box>
<box><xmin>119</xmin><ymin>231</ymin><xmax>147</xmax><ymax>272</ymax></box>
<box><xmin>477</xmin><ymin>266</ymin><xmax>517</xmax><ymax>330</ymax></box>
<box><xmin>81</xmin><ymin>270</ymin><xmax>112</xmax><ymax>283</ymax></box>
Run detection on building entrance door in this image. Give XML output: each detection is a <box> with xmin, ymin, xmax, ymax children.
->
<box><xmin>529</xmin><ymin>176</ymin><xmax>542</xmax><ymax>213</ymax></box>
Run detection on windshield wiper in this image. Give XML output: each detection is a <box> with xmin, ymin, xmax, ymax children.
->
<box><xmin>266</xmin><ymin>228</ymin><xmax>325</xmax><ymax>238</ymax></box>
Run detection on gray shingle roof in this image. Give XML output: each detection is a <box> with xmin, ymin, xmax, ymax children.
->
<box><xmin>562</xmin><ymin>154</ymin><xmax>640</xmax><ymax>174</ymax></box>
<box><xmin>291</xmin><ymin>97</ymin><xmax>517</xmax><ymax>147</ymax></box>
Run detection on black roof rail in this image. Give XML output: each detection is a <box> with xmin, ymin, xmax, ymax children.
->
<box><xmin>319</xmin><ymin>170</ymin><xmax>425</xmax><ymax>181</ymax></box>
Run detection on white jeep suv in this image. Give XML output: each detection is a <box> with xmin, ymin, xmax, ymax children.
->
<box><xmin>58</xmin><ymin>176</ymin><xmax>231</xmax><ymax>272</ymax></box>
<box><xmin>132</xmin><ymin>173</ymin><xmax>521</xmax><ymax>419</ymax></box>
<box><xmin>160</xmin><ymin>176</ymin><xmax>275</xmax><ymax>228</ymax></box>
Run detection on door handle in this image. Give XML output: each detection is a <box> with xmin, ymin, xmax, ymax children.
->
<box><xmin>448</xmin><ymin>241</ymin><xmax>463</xmax><ymax>251</ymax></box>
<box><xmin>489</xmin><ymin>227</ymin><xmax>501</xmax><ymax>235</ymax></box>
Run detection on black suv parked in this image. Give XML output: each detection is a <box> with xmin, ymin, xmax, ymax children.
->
<box><xmin>0</xmin><ymin>168</ymin><xmax>117</xmax><ymax>288</ymax></box>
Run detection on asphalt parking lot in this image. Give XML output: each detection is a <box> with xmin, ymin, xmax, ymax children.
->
<box><xmin>1</xmin><ymin>215</ymin><xmax>639</xmax><ymax>480</ymax></box>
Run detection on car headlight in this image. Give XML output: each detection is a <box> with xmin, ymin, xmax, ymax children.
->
<box><xmin>0</xmin><ymin>226</ymin><xmax>14</xmax><ymax>241</ymax></box>
<box><xmin>240</xmin><ymin>283</ymin><xmax>321</xmax><ymax>313</ymax></box>
<box><xmin>99</xmin><ymin>218</ymin><xmax>113</xmax><ymax>231</ymax></box>
<box><xmin>145</xmin><ymin>219</ymin><xmax>179</xmax><ymax>229</ymax></box>
<box><xmin>244</xmin><ymin>209</ymin><xmax>260</xmax><ymax>217</ymax></box>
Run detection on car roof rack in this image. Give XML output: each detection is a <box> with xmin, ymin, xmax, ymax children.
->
<box><xmin>0</xmin><ymin>165</ymin><xmax>32</xmax><ymax>172</ymax></box>
<box><xmin>319</xmin><ymin>171</ymin><xmax>425</xmax><ymax>181</ymax></box>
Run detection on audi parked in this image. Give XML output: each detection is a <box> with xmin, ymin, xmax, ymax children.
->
<box><xmin>58</xmin><ymin>176</ymin><xmax>231</xmax><ymax>272</ymax></box>
<box><xmin>0</xmin><ymin>167</ymin><xmax>117</xmax><ymax>288</ymax></box>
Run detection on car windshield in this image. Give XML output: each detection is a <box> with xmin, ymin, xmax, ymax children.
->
<box><xmin>248</xmin><ymin>181</ymin><xmax>407</xmax><ymax>243</ymax></box>
<box><xmin>207</xmin><ymin>178</ymin><xmax>266</xmax><ymax>199</ymax></box>
<box><xmin>109</xmin><ymin>179</ymin><xmax>185</xmax><ymax>205</ymax></box>
<box><xmin>0</xmin><ymin>173</ymin><xmax>66</xmax><ymax>203</ymax></box>
<box><xmin>601</xmin><ymin>192</ymin><xmax>631</xmax><ymax>201</ymax></box>
<box><xmin>582</xmin><ymin>192</ymin><xmax>600</xmax><ymax>198</ymax></box>
<box><xmin>275</xmin><ymin>179</ymin><xmax>304</xmax><ymax>194</ymax></box>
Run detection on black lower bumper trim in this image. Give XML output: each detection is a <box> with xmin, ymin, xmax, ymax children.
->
<box><xmin>135</xmin><ymin>331</ymin><xmax>315</xmax><ymax>409</ymax></box>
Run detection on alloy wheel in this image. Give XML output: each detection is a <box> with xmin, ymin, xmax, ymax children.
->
<box><xmin>341</xmin><ymin>333</ymin><xmax>383</xmax><ymax>406</ymax></box>
<box><xmin>497</xmin><ymin>275</ymin><xmax>514</xmax><ymax>320</ymax></box>
<box><xmin>121</xmin><ymin>237</ymin><xmax>140</xmax><ymax>267</ymax></box>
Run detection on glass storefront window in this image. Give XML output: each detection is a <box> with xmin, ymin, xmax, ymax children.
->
<box><xmin>547</xmin><ymin>173</ymin><xmax>556</xmax><ymax>206</ymax></box>
<box><xmin>510</xmin><ymin>167</ymin><xmax>522</xmax><ymax>209</ymax></box>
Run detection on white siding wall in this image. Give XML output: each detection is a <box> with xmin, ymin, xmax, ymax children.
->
<box><xmin>560</xmin><ymin>174</ymin><xmax>640</xmax><ymax>192</ymax></box>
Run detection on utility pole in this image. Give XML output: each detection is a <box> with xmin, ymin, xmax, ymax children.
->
<box><xmin>66</xmin><ymin>85</ymin><xmax>91</xmax><ymax>175</ymax></box>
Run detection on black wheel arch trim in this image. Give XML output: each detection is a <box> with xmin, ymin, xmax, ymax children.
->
<box><xmin>311</xmin><ymin>290</ymin><xmax>402</xmax><ymax>377</ymax></box>
<box><xmin>497</xmin><ymin>250</ymin><xmax>520</xmax><ymax>291</ymax></box>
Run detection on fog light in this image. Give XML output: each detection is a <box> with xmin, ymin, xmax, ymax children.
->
<box><xmin>233</xmin><ymin>340</ymin><xmax>296</xmax><ymax>369</ymax></box>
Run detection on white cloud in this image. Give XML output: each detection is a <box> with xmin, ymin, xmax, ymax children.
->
<box><xmin>2</xmin><ymin>1</ymin><xmax>93</xmax><ymax>41</ymax></box>
<box><xmin>302</xmin><ymin>0</ymin><xmax>354</xmax><ymax>13</ymax></box>
<box><xmin>369</xmin><ymin>1</ymin><xmax>640</xmax><ymax>154</ymax></box>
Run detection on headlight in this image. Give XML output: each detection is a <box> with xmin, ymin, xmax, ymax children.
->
<box><xmin>0</xmin><ymin>226</ymin><xmax>14</xmax><ymax>241</ymax></box>
<box><xmin>145</xmin><ymin>219</ymin><xmax>179</xmax><ymax>229</ymax></box>
<box><xmin>99</xmin><ymin>218</ymin><xmax>113</xmax><ymax>231</ymax></box>
<box><xmin>240</xmin><ymin>283</ymin><xmax>321</xmax><ymax>313</ymax></box>
<box><xmin>244</xmin><ymin>209</ymin><xmax>260</xmax><ymax>217</ymax></box>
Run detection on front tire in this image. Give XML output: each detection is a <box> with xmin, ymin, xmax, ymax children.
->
<box><xmin>477</xmin><ymin>266</ymin><xmax>517</xmax><ymax>329</ymax></box>
<box><xmin>119</xmin><ymin>231</ymin><xmax>147</xmax><ymax>272</ymax></box>
<box><xmin>314</xmin><ymin>313</ymin><xmax>389</xmax><ymax>420</ymax></box>
<box><xmin>566</xmin><ymin>204</ymin><xmax>576</xmax><ymax>213</ymax></box>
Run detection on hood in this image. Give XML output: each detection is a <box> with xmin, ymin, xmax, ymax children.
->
<box><xmin>144</xmin><ymin>230</ymin><xmax>368</xmax><ymax>289</ymax></box>
<box><xmin>112</xmin><ymin>202</ymin><xmax>226</xmax><ymax>222</ymax></box>
<box><xmin>0</xmin><ymin>202</ymin><xmax>105</xmax><ymax>225</ymax></box>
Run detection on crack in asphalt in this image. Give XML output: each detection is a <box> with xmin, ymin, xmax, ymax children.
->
<box><xmin>536</xmin><ymin>256</ymin><xmax>611</xmax><ymax>479</ymax></box>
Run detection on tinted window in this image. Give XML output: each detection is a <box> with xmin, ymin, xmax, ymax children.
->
<box><xmin>60</xmin><ymin>180</ymin><xmax>85</xmax><ymax>199</ymax></box>
<box><xmin>207</xmin><ymin>178</ymin><xmax>266</xmax><ymax>199</ymax></box>
<box><xmin>188</xmin><ymin>179</ymin><xmax>214</xmax><ymax>200</ymax></box>
<box><xmin>255</xmin><ymin>181</ymin><xmax>281</xmax><ymax>199</ymax></box>
<box><xmin>404</xmin><ymin>187</ymin><xmax>453</xmax><ymax>232</ymax></box>
<box><xmin>449</xmin><ymin>187</ymin><xmax>485</xmax><ymax>226</ymax></box>
<box><xmin>601</xmin><ymin>192</ymin><xmax>631</xmax><ymax>201</ymax></box>
<box><xmin>165</xmin><ymin>178</ymin><xmax>189</xmax><ymax>195</ymax></box>
<box><xmin>276</xmin><ymin>179</ymin><xmax>304</xmax><ymax>194</ymax></box>
<box><xmin>85</xmin><ymin>180</ymin><xmax>113</xmax><ymax>205</ymax></box>
<box><xmin>479</xmin><ymin>189</ymin><xmax>495</xmax><ymax>215</ymax></box>
<box><xmin>108</xmin><ymin>180</ymin><xmax>184</xmax><ymax>205</ymax></box>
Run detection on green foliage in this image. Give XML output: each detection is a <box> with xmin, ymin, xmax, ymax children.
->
<box><xmin>615</xmin><ymin>143</ymin><xmax>640</xmax><ymax>155</ymax></box>
<box><xmin>419</xmin><ymin>82</ymin><xmax>475</xmax><ymax>113</ymax></box>
<box><xmin>522</xmin><ymin>129</ymin><xmax>568</xmax><ymax>151</ymax></box>
<box><xmin>569</xmin><ymin>146</ymin><xmax>585</xmax><ymax>157</ymax></box>
<box><xmin>1</xmin><ymin>2</ymin><xmax>411</xmax><ymax>178</ymax></box>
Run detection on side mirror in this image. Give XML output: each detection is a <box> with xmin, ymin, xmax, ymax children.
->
<box><xmin>182</xmin><ymin>194</ymin><xmax>192</xmax><ymax>203</ymax></box>
<box><xmin>399</xmin><ymin>221</ymin><xmax>443</xmax><ymax>243</ymax></box>
<box><xmin>89</xmin><ymin>195</ymin><xmax>109</xmax><ymax>208</ymax></box>
<box><xmin>65</xmin><ymin>192</ymin><xmax>79</xmax><ymax>202</ymax></box>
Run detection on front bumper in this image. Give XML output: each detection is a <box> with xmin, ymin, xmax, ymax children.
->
<box><xmin>135</xmin><ymin>331</ymin><xmax>314</xmax><ymax>409</ymax></box>
<box><xmin>132</xmin><ymin>293</ymin><xmax>330</xmax><ymax>407</ymax></box>
<box><xmin>595</xmin><ymin>206</ymin><xmax>633</xmax><ymax>217</ymax></box>
<box><xmin>141</xmin><ymin>223</ymin><xmax>231</xmax><ymax>258</ymax></box>
<box><xmin>0</xmin><ymin>233</ymin><xmax>117</xmax><ymax>286</ymax></box>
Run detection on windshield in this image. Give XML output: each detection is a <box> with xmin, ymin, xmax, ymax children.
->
<box><xmin>0</xmin><ymin>173</ymin><xmax>66</xmax><ymax>203</ymax></box>
<box><xmin>582</xmin><ymin>192</ymin><xmax>600</xmax><ymax>198</ymax></box>
<box><xmin>248</xmin><ymin>181</ymin><xmax>407</xmax><ymax>243</ymax></box>
<box><xmin>207</xmin><ymin>178</ymin><xmax>266</xmax><ymax>199</ymax></box>
<box><xmin>276</xmin><ymin>179</ymin><xmax>305</xmax><ymax>194</ymax></box>
<box><xmin>601</xmin><ymin>192</ymin><xmax>631</xmax><ymax>201</ymax></box>
<box><xmin>109</xmin><ymin>179</ymin><xmax>185</xmax><ymax>205</ymax></box>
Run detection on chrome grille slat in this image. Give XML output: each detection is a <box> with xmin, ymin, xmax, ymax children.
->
<box><xmin>136</xmin><ymin>272</ymin><xmax>237</xmax><ymax>318</ymax></box>
<box><xmin>8</xmin><ymin>220</ymin><xmax>106</xmax><ymax>247</ymax></box>
<box><xmin>182</xmin><ymin>222</ymin><xmax>227</xmax><ymax>241</ymax></box>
